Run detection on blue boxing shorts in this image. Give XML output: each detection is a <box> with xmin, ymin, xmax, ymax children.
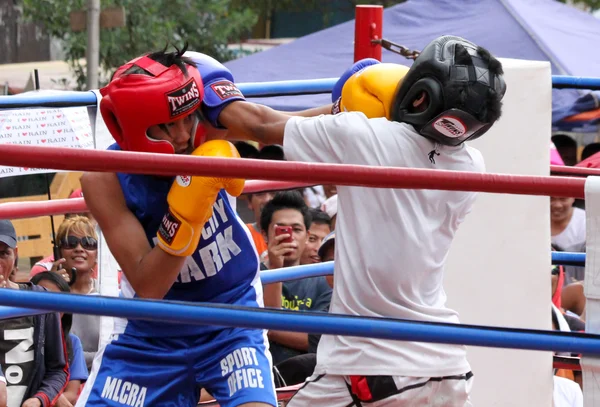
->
<box><xmin>76</xmin><ymin>327</ymin><xmax>276</xmax><ymax>407</ymax></box>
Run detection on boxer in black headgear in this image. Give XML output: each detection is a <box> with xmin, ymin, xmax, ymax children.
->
<box><xmin>143</xmin><ymin>36</ymin><xmax>506</xmax><ymax>407</ymax></box>
<box><xmin>391</xmin><ymin>35</ymin><xmax>506</xmax><ymax>146</ymax></box>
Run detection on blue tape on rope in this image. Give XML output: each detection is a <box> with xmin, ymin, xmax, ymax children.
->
<box><xmin>0</xmin><ymin>289</ymin><xmax>598</xmax><ymax>355</ymax></box>
<box><xmin>261</xmin><ymin>261</ymin><xmax>333</xmax><ymax>284</ymax></box>
<box><xmin>1</xmin><ymin>75</ymin><xmax>595</xmax><ymax>108</ymax></box>
<box><xmin>552</xmin><ymin>252</ymin><xmax>585</xmax><ymax>266</ymax></box>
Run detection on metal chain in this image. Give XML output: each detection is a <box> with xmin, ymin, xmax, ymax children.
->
<box><xmin>371</xmin><ymin>38</ymin><xmax>421</xmax><ymax>60</ymax></box>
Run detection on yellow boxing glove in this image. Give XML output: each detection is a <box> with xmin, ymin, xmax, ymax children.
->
<box><xmin>338</xmin><ymin>63</ymin><xmax>410</xmax><ymax>119</ymax></box>
<box><xmin>157</xmin><ymin>140</ymin><xmax>245</xmax><ymax>257</ymax></box>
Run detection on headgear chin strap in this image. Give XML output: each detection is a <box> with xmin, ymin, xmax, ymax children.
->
<box><xmin>100</xmin><ymin>55</ymin><xmax>206</xmax><ymax>154</ymax></box>
<box><xmin>391</xmin><ymin>35</ymin><xmax>506</xmax><ymax>146</ymax></box>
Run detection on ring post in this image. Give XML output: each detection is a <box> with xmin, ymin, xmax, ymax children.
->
<box><xmin>354</xmin><ymin>5</ymin><xmax>383</xmax><ymax>62</ymax></box>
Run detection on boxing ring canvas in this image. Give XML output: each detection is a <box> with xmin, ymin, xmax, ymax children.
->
<box><xmin>445</xmin><ymin>59</ymin><xmax>553</xmax><ymax>406</ymax></box>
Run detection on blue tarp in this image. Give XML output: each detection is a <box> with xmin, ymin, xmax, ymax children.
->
<box><xmin>225</xmin><ymin>0</ymin><xmax>600</xmax><ymax>130</ymax></box>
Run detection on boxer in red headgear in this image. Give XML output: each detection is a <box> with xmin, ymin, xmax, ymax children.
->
<box><xmin>100</xmin><ymin>51</ymin><xmax>208</xmax><ymax>154</ymax></box>
<box><xmin>79</xmin><ymin>39</ymin><xmax>336</xmax><ymax>405</ymax></box>
<box><xmin>78</xmin><ymin>45</ymin><xmax>277</xmax><ymax>407</ymax></box>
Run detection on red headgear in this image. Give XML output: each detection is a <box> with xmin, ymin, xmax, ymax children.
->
<box><xmin>99</xmin><ymin>55</ymin><xmax>207</xmax><ymax>154</ymax></box>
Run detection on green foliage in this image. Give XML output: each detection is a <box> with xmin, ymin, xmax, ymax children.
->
<box><xmin>558</xmin><ymin>0</ymin><xmax>600</xmax><ymax>11</ymax></box>
<box><xmin>21</xmin><ymin>0</ymin><xmax>405</xmax><ymax>89</ymax></box>
<box><xmin>21</xmin><ymin>0</ymin><xmax>258</xmax><ymax>89</ymax></box>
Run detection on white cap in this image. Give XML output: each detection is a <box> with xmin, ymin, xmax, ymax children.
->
<box><xmin>321</xmin><ymin>194</ymin><xmax>338</xmax><ymax>218</ymax></box>
<box><xmin>318</xmin><ymin>231</ymin><xmax>336</xmax><ymax>258</ymax></box>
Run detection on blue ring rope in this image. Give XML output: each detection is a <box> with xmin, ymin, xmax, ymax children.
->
<box><xmin>0</xmin><ymin>289</ymin><xmax>598</xmax><ymax>355</ymax></box>
<box><xmin>261</xmin><ymin>251</ymin><xmax>585</xmax><ymax>285</ymax></box>
<box><xmin>0</xmin><ymin>76</ymin><xmax>599</xmax><ymax>108</ymax></box>
<box><xmin>552</xmin><ymin>75</ymin><xmax>600</xmax><ymax>90</ymax></box>
<box><xmin>260</xmin><ymin>261</ymin><xmax>333</xmax><ymax>284</ymax></box>
<box><xmin>552</xmin><ymin>252</ymin><xmax>585</xmax><ymax>266</ymax></box>
<box><xmin>0</xmin><ymin>307</ymin><xmax>48</xmax><ymax>319</ymax></box>
<box><xmin>0</xmin><ymin>255</ymin><xmax>582</xmax><ymax>321</ymax></box>
<box><xmin>0</xmin><ymin>253</ymin><xmax>580</xmax><ymax>322</ymax></box>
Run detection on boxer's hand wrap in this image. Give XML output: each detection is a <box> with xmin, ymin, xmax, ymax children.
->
<box><xmin>184</xmin><ymin>52</ymin><xmax>245</xmax><ymax>128</ymax></box>
<box><xmin>337</xmin><ymin>63</ymin><xmax>410</xmax><ymax>119</ymax></box>
<box><xmin>157</xmin><ymin>140</ymin><xmax>245</xmax><ymax>257</ymax></box>
<box><xmin>331</xmin><ymin>97</ymin><xmax>342</xmax><ymax>115</ymax></box>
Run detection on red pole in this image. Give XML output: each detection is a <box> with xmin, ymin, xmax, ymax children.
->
<box><xmin>354</xmin><ymin>5</ymin><xmax>383</xmax><ymax>62</ymax></box>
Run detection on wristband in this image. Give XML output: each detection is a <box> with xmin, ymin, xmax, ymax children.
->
<box><xmin>202</xmin><ymin>79</ymin><xmax>245</xmax><ymax>128</ymax></box>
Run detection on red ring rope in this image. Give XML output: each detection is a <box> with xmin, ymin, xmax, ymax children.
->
<box><xmin>550</xmin><ymin>165</ymin><xmax>600</xmax><ymax>177</ymax></box>
<box><xmin>0</xmin><ymin>180</ymin><xmax>314</xmax><ymax>220</ymax></box>
<box><xmin>0</xmin><ymin>198</ymin><xmax>88</xmax><ymax>219</ymax></box>
<box><xmin>244</xmin><ymin>180</ymin><xmax>314</xmax><ymax>193</ymax></box>
<box><xmin>0</xmin><ymin>144</ymin><xmax>586</xmax><ymax>198</ymax></box>
<box><xmin>553</xmin><ymin>355</ymin><xmax>581</xmax><ymax>371</ymax></box>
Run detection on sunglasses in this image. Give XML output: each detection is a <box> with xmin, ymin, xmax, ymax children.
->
<box><xmin>60</xmin><ymin>236</ymin><xmax>98</xmax><ymax>251</ymax></box>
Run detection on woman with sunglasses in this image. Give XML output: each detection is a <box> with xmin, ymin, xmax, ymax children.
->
<box><xmin>31</xmin><ymin>216</ymin><xmax>99</xmax><ymax>285</ymax></box>
<box><xmin>53</xmin><ymin>216</ymin><xmax>99</xmax><ymax>295</ymax></box>
<box><xmin>53</xmin><ymin>216</ymin><xmax>101</xmax><ymax>370</ymax></box>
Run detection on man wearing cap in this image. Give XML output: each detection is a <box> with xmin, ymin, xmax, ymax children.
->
<box><xmin>318</xmin><ymin>231</ymin><xmax>335</xmax><ymax>289</ymax></box>
<box><xmin>0</xmin><ymin>220</ymin><xmax>68</xmax><ymax>407</ymax></box>
<box><xmin>0</xmin><ymin>220</ymin><xmax>20</xmax><ymax>291</ymax></box>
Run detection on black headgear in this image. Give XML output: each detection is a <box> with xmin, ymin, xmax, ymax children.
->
<box><xmin>390</xmin><ymin>35</ymin><xmax>506</xmax><ymax>146</ymax></box>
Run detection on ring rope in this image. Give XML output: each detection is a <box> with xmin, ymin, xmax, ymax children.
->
<box><xmin>0</xmin><ymin>306</ymin><xmax>48</xmax><ymax>319</ymax></box>
<box><xmin>550</xmin><ymin>165</ymin><xmax>600</xmax><ymax>178</ymax></box>
<box><xmin>552</xmin><ymin>75</ymin><xmax>600</xmax><ymax>90</ymax></box>
<box><xmin>0</xmin><ymin>180</ymin><xmax>312</xmax><ymax>220</ymax></box>
<box><xmin>552</xmin><ymin>252</ymin><xmax>585</xmax><ymax>266</ymax></box>
<box><xmin>0</xmin><ymin>75</ymin><xmax>598</xmax><ymax>108</ymax></box>
<box><xmin>553</xmin><ymin>355</ymin><xmax>582</xmax><ymax>371</ymax></box>
<box><xmin>0</xmin><ymin>145</ymin><xmax>586</xmax><ymax>198</ymax></box>
<box><xmin>261</xmin><ymin>262</ymin><xmax>333</xmax><ymax>284</ymax></box>
<box><xmin>0</xmin><ymin>289</ymin><xmax>599</xmax><ymax>356</ymax></box>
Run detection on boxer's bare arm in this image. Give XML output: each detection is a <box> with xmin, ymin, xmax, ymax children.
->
<box><xmin>288</xmin><ymin>105</ymin><xmax>334</xmax><ymax>117</ymax></box>
<box><xmin>81</xmin><ymin>172</ymin><xmax>186</xmax><ymax>299</ymax></box>
<box><xmin>219</xmin><ymin>101</ymin><xmax>332</xmax><ymax>146</ymax></box>
<box><xmin>561</xmin><ymin>282</ymin><xmax>586</xmax><ymax>317</ymax></box>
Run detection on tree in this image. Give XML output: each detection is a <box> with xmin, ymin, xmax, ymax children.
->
<box><xmin>231</xmin><ymin>0</ymin><xmax>405</xmax><ymax>27</ymax></box>
<box><xmin>558</xmin><ymin>0</ymin><xmax>600</xmax><ymax>11</ymax></box>
<box><xmin>21</xmin><ymin>0</ymin><xmax>258</xmax><ymax>89</ymax></box>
